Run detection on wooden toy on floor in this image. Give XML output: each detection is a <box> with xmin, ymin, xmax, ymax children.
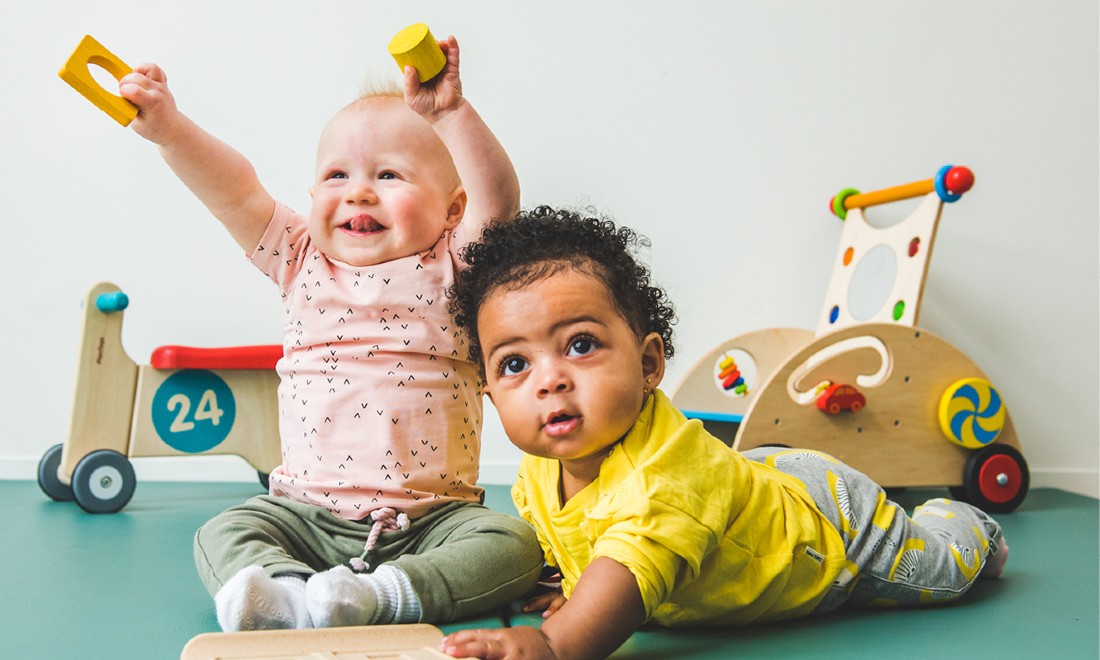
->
<box><xmin>389</xmin><ymin>23</ymin><xmax>447</xmax><ymax>82</ymax></box>
<box><xmin>672</xmin><ymin>166</ymin><xmax>1030</xmax><ymax>512</ymax></box>
<box><xmin>58</xmin><ymin>35</ymin><xmax>139</xmax><ymax>126</ymax></box>
<box><xmin>37</xmin><ymin>282</ymin><xmax>282</xmax><ymax>513</ymax></box>
<box><xmin>180</xmin><ymin>624</ymin><xmax>472</xmax><ymax>660</ymax></box>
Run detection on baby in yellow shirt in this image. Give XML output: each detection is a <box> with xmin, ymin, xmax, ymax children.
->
<box><xmin>442</xmin><ymin>205</ymin><xmax>1008</xmax><ymax>659</ymax></box>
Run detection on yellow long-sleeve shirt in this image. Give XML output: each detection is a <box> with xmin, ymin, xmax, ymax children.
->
<box><xmin>512</xmin><ymin>390</ymin><xmax>847</xmax><ymax>626</ymax></box>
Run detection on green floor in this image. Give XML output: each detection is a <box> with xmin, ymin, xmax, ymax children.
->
<box><xmin>5</xmin><ymin>479</ymin><xmax>1097</xmax><ymax>659</ymax></box>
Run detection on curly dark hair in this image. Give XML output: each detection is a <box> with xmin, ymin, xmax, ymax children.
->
<box><xmin>449</xmin><ymin>205</ymin><xmax>676</xmax><ymax>370</ymax></box>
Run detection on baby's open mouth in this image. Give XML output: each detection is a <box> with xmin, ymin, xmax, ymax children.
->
<box><xmin>342</xmin><ymin>215</ymin><xmax>384</xmax><ymax>234</ymax></box>
<box><xmin>544</xmin><ymin>411</ymin><xmax>581</xmax><ymax>436</ymax></box>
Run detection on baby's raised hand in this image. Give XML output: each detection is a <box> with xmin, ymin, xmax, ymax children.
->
<box><xmin>402</xmin><ymin>35</ymin><xmax>464</xmax><ymax>122</ymax></box>
<box><xmin>119</xmin><ymin>63</ymin><xmax>182</xmax><ymax>144</ymax></box>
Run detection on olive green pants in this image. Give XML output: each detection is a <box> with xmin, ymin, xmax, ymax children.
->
<box><xmin>194</xmin><ymin>495</ymin><xmax>543</xmax><ymax>623</ymax></box>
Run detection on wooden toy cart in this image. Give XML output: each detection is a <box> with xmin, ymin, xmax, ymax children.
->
<box><xmin>37</xmin><ymin>282</ymin><xmax>282</xmax><ymax>513</ymax></box>
<box><xmin>672</xmin><ymin>166</ymin><xmax>1030</xmax><ymax>512</ymax></box>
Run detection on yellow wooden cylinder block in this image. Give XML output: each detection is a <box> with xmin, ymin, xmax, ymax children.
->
<box><xmin>388</xmin><ymin>23</ymin><xmax>446</xmax><ymax>83</ymax></box>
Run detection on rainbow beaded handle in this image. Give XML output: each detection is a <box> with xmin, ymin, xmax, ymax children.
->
<box><xmin>830</xmin><ymin>165</ymin><xmax>975</xmax><ymax>220</ymax></box>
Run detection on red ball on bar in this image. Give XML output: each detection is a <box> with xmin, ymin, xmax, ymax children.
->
<box><xmin>944</xmin><ymin>166</ymin><xmax>975</xmax><ymax>195</ymax></box>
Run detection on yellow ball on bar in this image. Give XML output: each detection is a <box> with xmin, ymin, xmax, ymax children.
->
<box><xmin>388</xmin><ymin>23</ymin><xmax>446</xmax><ymax>83</ymax></box>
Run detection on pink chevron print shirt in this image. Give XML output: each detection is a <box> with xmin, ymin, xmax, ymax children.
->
<box><xmin>250</xmin><ymin>203</ymin><xmax>484</xmax><ymax>520</ymax></box>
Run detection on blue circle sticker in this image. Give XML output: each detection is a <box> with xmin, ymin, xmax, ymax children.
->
<box><xmin>151</xmin><ymin>370</ymin><xmax>237</xmax><ymax>453</ymax></box>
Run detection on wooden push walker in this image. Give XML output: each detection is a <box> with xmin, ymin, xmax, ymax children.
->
<box><xmin>671</xmin><ymin>166</ymin><xmax>1030</xmax><ymax>512</ymax></box>
<box><xmin>37</xmin><ymin>282</ymin><xmax>282</xmax><ymax>513</ymax></box>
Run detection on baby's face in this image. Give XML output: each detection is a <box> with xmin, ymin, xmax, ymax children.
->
<box><xmin>309</xmin><ymin>98</ymin><xmax>464</xmax><ymax>267</ymax></box>
<box><xmin>477</xmin><ymin>269</ymin><xmax>665</xmax><ymax>480</ymax></box>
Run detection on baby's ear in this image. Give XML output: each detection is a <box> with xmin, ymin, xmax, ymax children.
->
<box><xmin>308</xmin><ymin>186</ymin><xmax>315</xmax><ymax>198</ymax></box>
<box><xmin>641</xmin><ymin>333</ymin><xmax>666</xmax><ymax>389</ymax></box>
<box><xmin>445</xmin><ymin>187</ymin><xmax>467</xmax><ymax>229</ymax></box>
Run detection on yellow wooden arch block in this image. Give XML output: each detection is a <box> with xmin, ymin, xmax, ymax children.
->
<box><xmin>59</xmin><ymin>35</ymin><xmax>139</xmax><ymax>126</ymax></box>
<box><xmin>388</xmin><ymin>23</ymin><xmax>446</xmax><ymax>83</ymax></box>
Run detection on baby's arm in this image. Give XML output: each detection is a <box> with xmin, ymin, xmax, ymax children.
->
<box><xmin>403</xmin><ymin>36</ymin><xmax>519</xmax><ymax>245</ymax></box>
<box><xmin>440</xmin><ymin>557</ymin><xmax>645</xmax><ymax>660</ymax></box>
<box><xmin>119</xmin><ymin>64</ymin><xmax>275</xmax><ymax>253</ymax></box>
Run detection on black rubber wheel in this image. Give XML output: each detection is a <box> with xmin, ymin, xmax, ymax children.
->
<box><xmin>37</xmin><ymin>444</ymin><xmax>74</xmax><ymax>502</ymax></box>
<box><xmin>71</xmin><ymin>450</ymin><xmax>136</xmax><ymax>514</ymax></box>
<box><xmin>962</xmin><ymin>444</ymin><xmax>1029</xmax><ymax>513</ymax></box>
<box><xmin>258</xmin><ymin>471</ymin><xmax>270</xmax><ymax>491</ymax></box>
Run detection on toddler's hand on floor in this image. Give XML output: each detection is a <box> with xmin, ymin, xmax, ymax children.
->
<box><xmin>440</xmin><ymin>626</ymin><xmax>556</xmax><ymax>660</ymax></box>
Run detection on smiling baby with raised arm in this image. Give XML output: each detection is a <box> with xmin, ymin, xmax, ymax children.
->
<box><xmin>115</xmin><ymin>34</ymin><xmax>541</xmax><ymax>632</ymax></box>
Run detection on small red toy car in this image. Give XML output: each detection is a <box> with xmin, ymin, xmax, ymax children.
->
<box><xmin>816</xmin><ymin>383</ymin><xmax>865</xmax><ymax>414</ymax></box>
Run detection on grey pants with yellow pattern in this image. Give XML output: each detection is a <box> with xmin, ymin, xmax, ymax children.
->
<box><xmin>743</xmin><ymin>447</ymin><xmax>1005</xmax><ymax>611</ymax></box>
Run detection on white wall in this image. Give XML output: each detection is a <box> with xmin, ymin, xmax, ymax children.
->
<box><xmin>3</xmin><ymin>1</ymin><xmax>1096</xmax><ymax>497</ymax></box>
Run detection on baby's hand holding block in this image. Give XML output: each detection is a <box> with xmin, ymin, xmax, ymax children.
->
<box><xmin>58</xmin><ymin>34</ymin><xmax>139</xmax><ymax>126</ymax></box>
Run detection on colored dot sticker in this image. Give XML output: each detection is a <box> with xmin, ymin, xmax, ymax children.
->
<box><xmin>151</xmin><ymin>369</ymin><xmax>237</xmax><ymax>453</ymax></box>
<box><xmin>843</xmin><ymin>247</ymin><xmax>854</xmax><ymax>266</ymax></box>
<box><xmin>892</xmin><ymin>300</ymin><xmax>906</xmax><ymax>321</ymax></box>
<box><xmin>908</xmin><ymin>237</ymin><xmax>920</xmax><ymax>257</ymax></box>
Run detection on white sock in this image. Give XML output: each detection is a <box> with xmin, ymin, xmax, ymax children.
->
<box><xmin>214</xmin><ymin>566</ymin><xmax>312</xmax><ymax>631</ymax></box>
<box><xmin>306</xmin><ymin>564</ymin><xmax>421</xmax><ymax>627</ymax></box>
<box><xmin>373</xmin><ymin>564</ymin><xmax>422</xmax><ymax>624</ymax></box>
